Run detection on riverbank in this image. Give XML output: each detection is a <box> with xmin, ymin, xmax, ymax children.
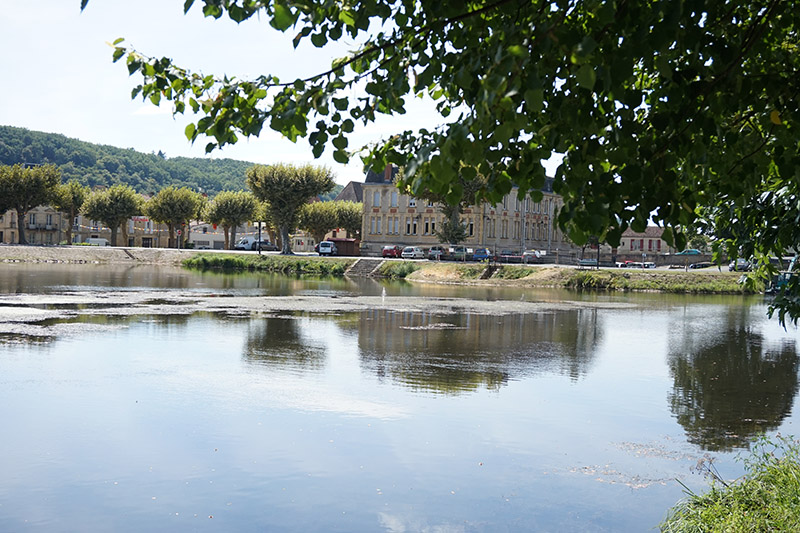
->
<box><xmin>0</xmin><ymin>245</ymin><xmax>757</xmax><ymax>294</ymax></box>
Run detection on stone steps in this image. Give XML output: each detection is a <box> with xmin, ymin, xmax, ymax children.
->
<box><xmin>345</xmin><ymin>258</ymin><xmax>384</xmax><ymax>277</ymax></box>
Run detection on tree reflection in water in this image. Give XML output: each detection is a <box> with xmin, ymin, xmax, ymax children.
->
<box><xmin>355</xmin><ymin>308</ymin><xmax>601</xmax><ymax>394</ymax></box>
<box><xmin>244</xmin><ymin>314</ymin><xmax>327</xmax><ymax>372</ymax></box>
<box><xmin>668</xmin><ymin>306</ymin><xmax>799</xmax><ymax>451</ymax></box>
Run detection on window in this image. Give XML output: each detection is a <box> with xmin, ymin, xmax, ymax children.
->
<box><xmin>412</xmin><ymin>218</ymin><xmax>417</xmax><ymax>235</ymax></box>
<box><xmin>46</xmin><ymin>214</ymin><xmax>53</xmax><ymax>225</ymax></box>
<box><xmin>390</xmin><ymin>190</ymin><xmax>398</xmax><ymax>207</ymax></box>
<box><xmin>376</xmin><ymin>217</ymin><xmax>382</xmax><ymax>234</ymax></box>
<box><xmin>431</xmin><ymin>219</ymin><xmax>436</xmax><ymax>234</ymax></box>
<box><xmin>427</xmin><ymin>200</ymin><xmax>434</xmax><ymax>207</ymax></box>
<box><xmin>424</xmin><ymin>218</ymin><xmax>430</xmax><ymax>235</ymax></box>
<box><xmin>29</xmin><ymin>213</ymin><xmax>36</xmax><ymax>225</ymax></box>
<box><xmin>468</xmin><ymin>220</ymin><xmax>474</xmax><ymax>237</ymax></box>
<box><xmin>503</xmin><ymin>196</ymin><xmax>508</xmax><ymax>209</ymax></box>
<box><xmin>370</xmin><ymin>217</ymin><xmax>376</xmax><ymax>234</ymax></box>
<box><xmin>372</xmin><ymin>190</ymin><xmax>381</xmax><ymax>207</ymax></box>
<box><xmin>406</xmin><ymin>217</ymin><xmax>412</xmax><ymax>235</ymax></box>
<box><xmin>408</xmin><ymin>198</ymin><xmax>416</xmax><ymax>208</ymax></box>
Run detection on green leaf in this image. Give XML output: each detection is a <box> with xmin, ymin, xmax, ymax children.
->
<box><xmin>185</xmin><ymin>123</ymin><xmax>196</xmax><ymax>140</ymax></box>
<box><xmin>576</xmin><ymin>65</ymin><xmax>596</xmax><ymax>90</ymax></box>
<box><xmin>112</xmin><ymin>37</ymin><xmax>125</xmax><ymax>45</ymax></box>
<box><xmin>271</xmin><ymin>3</ymin><xmax>297</xmax><ymax>31</ymax></box>
<box><xmin>333</xmin><ymin>150</ymin><xmax>349</xmax><ymax>163</ymax></box>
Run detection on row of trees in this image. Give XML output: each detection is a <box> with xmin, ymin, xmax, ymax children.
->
<box><xmin>0</xmin><ymin>163</ymin><xmax>362</xmax><ymax>252</ymax></box>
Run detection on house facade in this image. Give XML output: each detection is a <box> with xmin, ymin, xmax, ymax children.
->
<box><xmin>359</xmin><ymin>166</ymin><xmax>577</xmax><ymax>258</ymax></box>
<box><xmin>617</xmin><ymin>227</ymin><xmax>676</xmax><ymax>257</ymax></box>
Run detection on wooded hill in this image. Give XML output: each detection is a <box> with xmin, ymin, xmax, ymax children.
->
<box><xmin>0</xmin><ymin>125</ymin><xmax>343</xmax><ymax>199</ymax></box>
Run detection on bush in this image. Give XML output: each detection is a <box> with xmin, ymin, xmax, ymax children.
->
<box><xmin>182</xmin><ymin>253</ymin><xmax>353</xmax><ymax>276</ymax></box>
<box><xmin>661</xmin><ymin>435</ymin><xmax>800</xmax><ymax>532</ymax></box>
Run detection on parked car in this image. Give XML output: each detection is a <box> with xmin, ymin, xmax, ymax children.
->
<box><xmin>317</xmin><ymin>241</ymin><xmax>338</xmax><ymax>256</ymax></box>
<box><xmin>446</xmin><ymin>245</ymin><xmax>468</xmax><ymax>261</ymax></box>
<box><xmin>675</xmin><ymin>249</ymin><xmax>701</xmax><ymax>255</ymax></box>
<box><xmin>497</xmin><ymin>249</ymin><xmax>522</xmax><ymax>263</ymax></box>
<box><xmin>382</xmin><ymin>244</ymin><xmax>403</xmax><ymax>258</ymax></box>
<box><xmin>472</xmin><ymin>248</ymin><xmax>494</xmax><ymax>261</ymax></box>
<box><xmin>729</xmin><ymin>258</ymin><xmax>752</xmax><ymax>271</ymax></box>
<box><xmin>234</xmin><ymin>236</ymin><xmax>271</xmax><ymax>250</ymax></box>
<box><xmin>689</xmin><ymin>261</ymin><xmax>713</xmax><ymax>269</ymax></box>
<box><xmin>252</xmin><ymin>240</ymin><xmax>278</xmax><ymax>251</ymax></box>
<box><xmin>428</xmin><ymin>245</ymin><xmax>445</xmax><ymax>260</ymax></box>
<box><xmin>522</xmin><ymin>250</ymin><xmax>541</xmax><ymax>263</ymax></box>
<box><xmin>401</xmin><ymin>246</ymin><xmax>425</xmax><ymax>259</ymax></box>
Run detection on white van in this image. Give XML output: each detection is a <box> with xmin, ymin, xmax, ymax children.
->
<box><xmin>85</xmin><ymin>237</ymin><xmax>109</xmax><ymax>246</ymax></box>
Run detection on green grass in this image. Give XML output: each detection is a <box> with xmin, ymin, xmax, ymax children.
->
<box><xmin>563</xmin><ymin>269</ymin><xmax>762</xmax><ymax>294</ymax></box>
<box><xmin>661</xmin><ymin>435</ymin><xmax>800</xmax><ymax>532</ymax></box>
<box><xmin>493</xmin><ymin>265</ymin><xmax>534</xmax><ymax>280</ymax></box>
<box><xmin>182</xmin><ymin>253</ymin><xmax>354</xmax><ymax>276</ymax></box>
<box><xmin>455</xmin><ymin>264</ymin><xmax>486</xmax><ymax>279</ymax></box>
<box><xmin>377</xmin><ymin>261</ymin><xmax>420</xmax><ymax>279</ymax></box>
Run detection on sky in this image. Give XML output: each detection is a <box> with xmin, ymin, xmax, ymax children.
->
<box><xmin>0</xmin><ymin>1</ymin><xmax>440</xmax><ymax>185</ymax></box>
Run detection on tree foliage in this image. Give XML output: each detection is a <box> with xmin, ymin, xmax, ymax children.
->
<box><xmin>145</xmin><ymin>186</ymin><xmax>205</xmax><ymax>247</ymax></box>
<box><xmin>82</xmin><ymin>184</ymin><xmax>142</xmax><ymax>246</ymax></box>
<box><xmin>246</xmin><ymin>164</ymin><xmax>334</xmax><ymax>254</ymax></box>
<box><xmin>334</xmin><ymin>200</ymin><xmax>363</xmax><ymax>239</ymax></box>
<box><xmin>203</xmin><ymin>190</ymin><xmax>257</xmax><ymax>249</ymax></box>
<box><xmin>0</xmin><ymin>163</ymin><xmax>61</xmax><ymax>244</ymax></box>
<box><xmin>298</xmin><ymin>201</ymin><xmax>339</xmax><ymax>244</ymax></box>
<box><xmin>52</xmin><ymin>180</ymin><xmax>90</xmax><ymax>245</ymax></box>
<box><xmin>87</xmin><ymin>0</ymin><xmax>800</xmax><ymax>322</ymax></box>
<box><xmin>0</xmin><ymin>125</ymin><xmax>252</xmax><ymax>194</ymax></box>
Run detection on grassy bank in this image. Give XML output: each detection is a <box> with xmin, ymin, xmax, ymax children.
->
<box><xmin>406</xmin><ymin>263</ymin><xmax>759</xmax><ymax>294</ymax></box>
<box><xmin>182</xmin><ymin>253</ymin><xmax>355</xmax><ymax>276</ymax></box>
<box><xmin>661</xmin><ymin>436</ymin><xmax>800</xmax><ymax>532</ymax></box>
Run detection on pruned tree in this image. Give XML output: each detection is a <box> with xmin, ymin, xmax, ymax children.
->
<box><xmin>145</xmin><ymin>186</ymin><xmax>204</xmax><ymax>248</ymax></box>
<box><xmin>204</xmin><ymin>190</ymin><xmax>257</xmax><ymax>249</ymax></box>
<box><xmin>246</xmin><ymin>164</ymin><xmax>334</xmax><ymax>255</ymax></box>
<box><xmin>82</xmin><ymin>184</ymin><xmax>141</xmax><ymax>246</ymax></box>
<box><xmin>53</xmin><ymin>180</ymin><xmax>90</xmax><ymax>245</ymax></box>
<box><xmin>298</xmin><ymin>201</ymin><xmax>338</xmax><ymax>245</ymax></box>
<box><xmin>334</xmin><ymin>201</ymin><xmax>363</xmax><ymax>240</ymax></box>
<box><xmin>0</xmin><ymin>163</ymin><xmax>61</xmax><ymax>244</ymax></box>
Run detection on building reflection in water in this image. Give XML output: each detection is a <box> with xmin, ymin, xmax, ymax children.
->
<box><xmin>667</xmin><ymin>305</ymin><xmax>799</xmax><ymax>451</ymax></box>
<box><xmin>354</xmin><ymin>308</ymin><xmax>601</xmax><ymax>394</ymax></box>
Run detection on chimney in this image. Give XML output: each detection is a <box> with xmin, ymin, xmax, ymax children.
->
<box><xmin>384</xmin><ymin>164</ymin><xmax>392</xmax><ymax>182</ymax></box>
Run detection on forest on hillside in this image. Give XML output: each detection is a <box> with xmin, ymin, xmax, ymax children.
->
<box><xmin>0</xmin><ymin>125</ymin><xmax>344</xmax><ymax>199</ymax></box>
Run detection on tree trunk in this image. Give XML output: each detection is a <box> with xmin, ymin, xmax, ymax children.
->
<box><xmin>65</xmin><ymin>207</ymin><xmax>75</xmax><ymax>244</ymax></box>
<box><xmin>110</xmin><ymin>225</ymin><xmax>118</xmax><ymax>247</ymax></box>
<box><xmin>168</xmin><ymin>223</ymin><xmax>175</xmax><ymax>248</ymax></box>
<box><xmin>223</xmin><ymin>225</ymin><xmax>230</xmax><ymax>249</ymax></box>
<box><xmin>16</xmin><ymin>212</ymin><xmax>27</xmax><ymax>244</ymax></box>
<box><xmin>280</xmin><ymin>225</ymin><xmax>292</xmax><ymax>254</ymax></box>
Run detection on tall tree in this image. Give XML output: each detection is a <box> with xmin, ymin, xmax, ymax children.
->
<box><xmin>92</xmin><ymin>1</ymin><xmax>800</xmax><ymax>322</ymax></box>
<box><xmin>0</xmin><ymin>163</ymin><xmax>60</xmax><ymax>244</ymax></box>
<box><xmin>145</xmin><ymin>186</ymin><xmax>204</xmax><ymax>248</ymax></box>
<box><xmin>334</xmin><ymin>201</ymin><xmax>363</xmax><ymax>240</ymax></box>
<box><xmin>52</xmin><ymin>180</ymin><xmax>89</xmax><ymax>245</ymax></box>
<box><xmin>204</xmin><ymin>190</ymin><xmax>257</xmax><ymax>249</ymax></box>
<box><xmin>82</xmin><ymin>184</ymin><xmax>141</xmax><ymax>246</ymax></box>
<box><xmin>246</xmin><ymin>164</ymin><xmax>334</xmax><ymax>254</ymax></box>
<box><xmin>298</xmin><ymin>201</ymin><xmax>338</xmax><ymax>245</ymax></box>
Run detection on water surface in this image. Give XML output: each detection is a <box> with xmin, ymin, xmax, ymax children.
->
<box><xmin>1</xmin><ymin>263</ymin><xmax>798</xmax><ymax>532</ymax></box>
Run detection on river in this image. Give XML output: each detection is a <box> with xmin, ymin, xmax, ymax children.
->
<box><xmin>0</xmin><ymin>263</ymin><xmax>798</xmax><ymax>532</ymax></box>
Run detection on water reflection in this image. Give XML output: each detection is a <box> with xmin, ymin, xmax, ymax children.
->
<box><xmin>244</xmin><ymin>315</ymin><xmax>327</xmax><ymax>372</ymax></box>
<box><xmin>353</xmin><ymin>308</ymin><xmax>601</xmax><ymax>394</ymax></box>
<box><xmin>668</xmin><ymin>305</ymin><xmax>799</xmax><ymax>451</ymax></box>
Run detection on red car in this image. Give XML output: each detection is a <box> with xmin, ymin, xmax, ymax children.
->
<box><xmin>382</xmin><ymin>245</ymin><xmax>403</xmax><ymax>258</ymax></box>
